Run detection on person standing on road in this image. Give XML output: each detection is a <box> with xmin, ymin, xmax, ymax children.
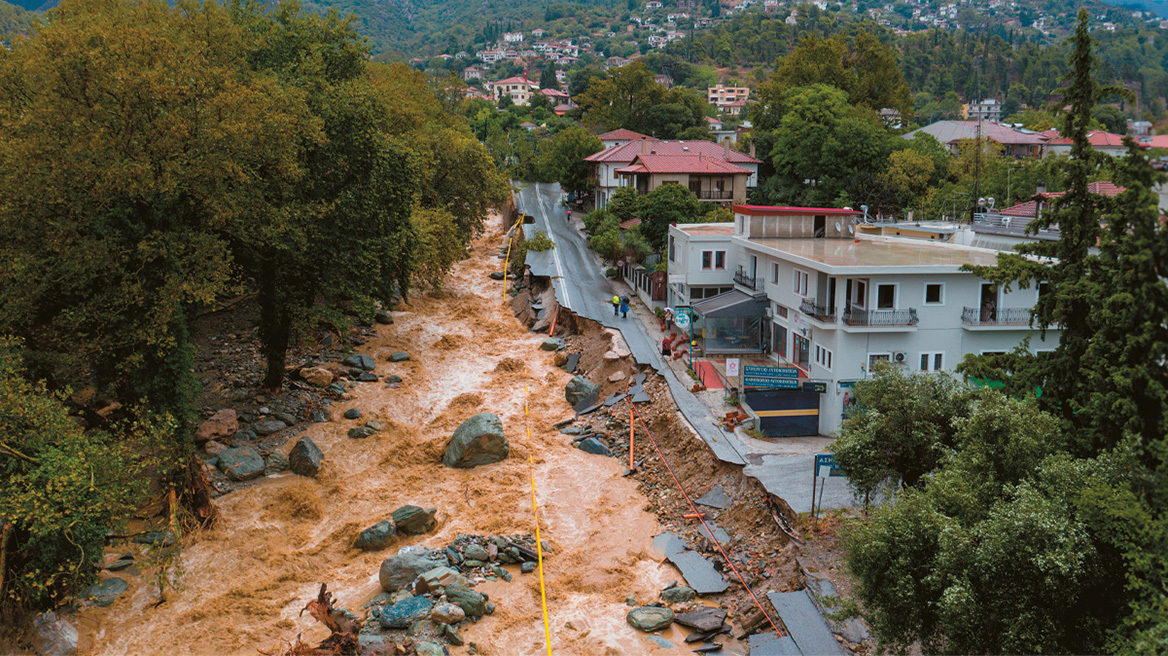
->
<box><xmin>620</xmin><ymin>295</ymin><xmax>630</xmax><ymax>319</ymax></box>
<box><xmin>566</xmin><ymin>209</ymin><xmax>572</xmax><ymax>222</ymax></box>
<box><xmin>664</xmin><ymin>307</ymin><xmax>674</xmax><ymax>331</ymax></box>
<box><xmin>611</xmin><ymin>294</ymin><xmax>620</xmax><ymax>316</ymax></box>
<box><xmin>661</xmin><ymin>334</ymin><xmax>672</xmax><ymax>357</ymax></box>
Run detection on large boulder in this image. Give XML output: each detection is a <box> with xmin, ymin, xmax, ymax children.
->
<box><xmin>388</xmin><ymin>351</ymin><xmax>410</xmax><ymax>362</ymax></box>
<box><xmin>416</xmin><ymin>566</ymin><xmax>468</xmax><ymax>594</ymax></box>
<box><xmin>219</xmin><ymin>446</ymin><xmax>265</xmax><ymax>481</ymax></box>
<box><xmin>288</xmin><ymin>437</ymin><xmax>323</xmax><ymax>477</ymax></box>
<box><xmin>539</xmin><ymin>337</ymin><xmax>564</xmax><ymax>351</ymax></box>
<box><xmin>299</xmin><ymin>366</ymin><xmax>334</xmax><ymax>387</ymax></box>
<box><xmin>355</xmin><ymin>520</ymin><xmax>396</xmax><ymax>551</ymax></box>
<box><xmin>576</xmin><ymin>437</ymin><xmax>611</xmax><ymax>456</ymax></box>
<box><xmin>443</xmin><ymin>413</ymin><xmax>509</xmax><ymax>468</ymax></box>
<box><xmin>378</xmin><ymin>595</ymin><xmax>433</xmax><ymax>629</ymax></box>
<box><xmin>343</xmin><ymin>354</ymin><xmax>376</xmax><ymax>371</ymax></box>
<box><xmin>378</xmin><ymin>546</ymin><xmax>448</xmax><ymax>592</ymax></box>
<box><xmin>374</xmin><ymin>309</ymin><xmax>394</xmax><ymax>325</ymax></box>
<box><xmin>627</xmin><ymin>606</ymin><xmax>674</xmax><ymax>632</ymax></box>
<box><xmin>659</xmin><ymin>585</ymin><xmax>696</xmax><ymax>604</ymax></box>
<box><xmin>195</xmin><ymin>409</ymin><xmax>238</xmax><ymax>444</ymax></box>
<box><xmin>565</xmin><ymin>376</ymin><xmax>600</xmax><ymax>406</ymax></box>
<box><xmin>391</xmin><ymin>505</ymin><xmax>437</xmax><ymax>535</ymax></box>
<box><xmin>32</xmin><ymin>611</ymin><xmax>77</xmax><ymax>656</ymax></box>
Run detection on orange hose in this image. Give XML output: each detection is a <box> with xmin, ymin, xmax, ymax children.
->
<box><xmin>628</xmin><ymin>408</ymin><xmax>635</xmax><ymax>472</ymax></box>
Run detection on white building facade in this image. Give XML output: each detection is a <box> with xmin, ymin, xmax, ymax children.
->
<box><xmin>667</xmin><ymin>205</ymin><xmax>1059</xmax><ymax>436</ymax></box>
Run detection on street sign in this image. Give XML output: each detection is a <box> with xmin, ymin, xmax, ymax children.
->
<box><xmin>801</xmin><ymin>381</ymin><xmax>827</xmax><ymax>393</ymax></box>
<box><xmin>743</xmin><ymin>365</ymin><xmax>800</xmax><ymax>389</ymax></box>
<box><xmin>815</xmin><ymin>453</ymin><xmax>843</xmax><ymax>478</ymax></box>
<box><xmin>726</xmin><ymin>358</ymin><xmax>740</xmax><ymax>377</ymax></box>
<box><xmin>673</xmin><ymin>312</ymin><xmax>691</xmax><ymax>330</ymax></box>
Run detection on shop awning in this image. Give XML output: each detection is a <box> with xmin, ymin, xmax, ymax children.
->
<box><xmin>692</xmin><ymin>290</ymin><xmax>768</xmax><ymax>319</ymax></box>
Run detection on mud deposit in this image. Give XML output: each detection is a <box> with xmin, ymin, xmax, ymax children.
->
<box><xmin>76</xmin><ymin>216</ymin><xmax>687</xmax><ymax>656</ymax></box>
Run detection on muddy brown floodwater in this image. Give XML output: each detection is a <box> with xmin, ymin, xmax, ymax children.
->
<box><xmin>76</xmin><ymin>215</ymin><xmax>690</xmax><ymax>656</ymax></box>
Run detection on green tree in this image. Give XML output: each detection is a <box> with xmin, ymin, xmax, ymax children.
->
<box><xmin>575</xmin><ymin>61</ymin><xmax>666</xmax><ymax>132</ymax></box>
<box><xmin>1091</xmin><ymin>104</ymin><xmax>1127</xmax><ymax>134</ymax></box>
<box><xmin>539</xmin><ymin>60</ymin><xmax>559</xmax><ymax>90</ymax></box>
<box><xmin>832</xmin><ymin>364</ymin><xmax>971</xmax><ymax>498</ymax></box>
<box><xmin>637</xmin><ymin>183</ymin><xmax>704</xmax><ymax>251</ymax></box>
<box><xmin>538</xmin><ymin>125</ymin><xmax>603</xmax><ymax>196</ymax></box>
<box><xmin>768</xmin><ymin>84</ymin><xmax>896</xmax><ymax>206</ymax></box>
<box><xmin>0</xmin><ymin>0</ymin><xmax>310</xmax><ymax>423</ymax></box>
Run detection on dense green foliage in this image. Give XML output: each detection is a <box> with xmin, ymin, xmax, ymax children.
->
<box><xmin>0</xmin><ymin>338</ymin><xmax>165</xmax><ymax>614</ymax></box>
<box><xmin>843</xmin><ymin>12</ymin><xmax>1168</xmax><ymax>654</ymax></box>
<box><xmin>576</xmin><ymin>62</ymin><xmax>708</xmax><ymax>138</ymax></box>
<box><xmin>0</xmin><ymin>0</ymin><xmax>505</xmax><ymax>614</ymax></box>
<box><xmin>0</xmin><ymin>0</ymin><xmax>29</xmax><ymax>38</ymax></box>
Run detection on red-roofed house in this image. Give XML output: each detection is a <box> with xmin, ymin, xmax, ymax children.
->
<box><xmin>486</xmin><ymin>77</ymin><xmax>538</xmax><ymax>106</ymax></box>
<box><xmin>586</xmin><ymin>138</ymin><xmax>762</xmax><ymax>208</ymax></box>
<box><xmin>540</xmin><ymin>88</ymin><xmax>570</xmax><ymax>102</ymax></box>
<box><xmin>974</xmin><ymin>181</ymin><xmax>1126</xmax><ymax>243</ymax></box>
<box><xmin>597</xmin><ymin>128</ymin><xmax>656</xmax><ymax>149</ymax></box>
<box><xmin>614</xmin><ymin>153</ymin><xmax>752</xmax><ymax>205</ymax></box>
<box><xmin>1043</xmin><ymin>131</ymin><xmax>1129</xmax><ymax>158</ymax></box>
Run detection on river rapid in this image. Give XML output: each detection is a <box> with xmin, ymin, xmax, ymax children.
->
<box><xmin>76</xmin><ymin>215</ymin><xmax>688</xmax><ymax>656</ymax></box>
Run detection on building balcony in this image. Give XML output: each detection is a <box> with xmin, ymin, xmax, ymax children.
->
<box><xmin>962</xmin><ymin>307</ymin><xmax>1032</xmax><ymax>326</ymax></box>
<box><xmin>842</xmin><ymin>307</ymin><xmax>919</xmax><ymax>327</ymax></box>
<box><xmin>694</xmin><ymin>189</ymin><xmax>734</xmax><ymax>201</ymax></box>
<box><xmin>733</xmin><ymin>267</ymin><xmax>758</xmax><ymax>290</ymax></box>
<box><xmin>799</xmin><ymin>298</ymin><xmax>836</xmax><ymax>322</ymax></box>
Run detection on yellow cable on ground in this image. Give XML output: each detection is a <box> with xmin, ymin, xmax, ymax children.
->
<box><xmin>503</xmin><ymin>218</ymin><xmax>519</xmax><ymax>300</ymax></box>
<box><xmin>525</xmin><ymin>386</ymin><xmax>553</xmax><ymax>655</ymax></box>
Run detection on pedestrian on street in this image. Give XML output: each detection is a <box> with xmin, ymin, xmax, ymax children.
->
<box><xmin>620</xmin><ymin>295</ymin><xmax>630</xmax><ymax>319</ymax></box>
<box><xmin>661</xmin><ymin>334</ymin><xmax>672</xmax><ymax>357</ymax></box>
<box><xmin>611</xmin><ymin>294</ymin><xmax>620</xmax><ymax>316</ymax></box>
<box><xmin>664</xmin><ymin>307</ymin><xmax>674</xmax><ymax>331</ymax></box>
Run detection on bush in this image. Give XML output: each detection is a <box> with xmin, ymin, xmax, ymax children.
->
<box><xmin>0</xmin><ymin>338</ymin><xmax>163</xmax><ymax>614</ymax></box>
<box><xmin>527</xmin><ymin>230</ymin><xmax>555</xmax><ymax>252</ymax></box>
<box><xmin>583</xmin><ymin>208</ymin><xmax>608</xmax><ymax>234</ymax></box>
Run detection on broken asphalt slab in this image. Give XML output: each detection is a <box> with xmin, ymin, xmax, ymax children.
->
<box><xmin>696</xmin><ymin>484</ymin><xmax>733</xmax><ymax>510</ymax></box>
<box><xmin>748</xmin><ymin>632</ymin><xmax>802</xmax><ymax>656</ymax></box>
<box><xmin>652</xmin><ymin>532</ymin><xmax>729</xmax><ymax>595</ymax></box>
<box><xmin>766</xmin><ymin>590</ymin><xmax>847</xmax><ymax>656</ymax></box>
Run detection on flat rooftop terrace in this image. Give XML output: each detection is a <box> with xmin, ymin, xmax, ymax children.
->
<box><xmin>740</xmin><ymin>235</ymin><xmax>1003</xmax><ymax>272</ymax></box>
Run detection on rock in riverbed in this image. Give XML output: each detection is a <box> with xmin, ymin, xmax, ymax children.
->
<box><xmin>219</xmin><ymin>446</ymin><xmax>264</xmax><ymax>481</ymax></box>
<box><xmin>378</xmin><ymin>546</ymin><xmax>449</xmax><ymax>592</ymax></box>
<box><xmin>392</xmin><ymin>505</ymin><xmax>437</xmax><ymax>535</ymax></box>
<box><xmin>355</xmin><ymin>520</ymin><xmax>396</xmax><ymax>551</ymax></box>
<box><xmin>288</xmin><ymin>436</ymin><xmax>323</xmax><ymax>477</ymax></box>
<box><xmin>565</xmin><ymin>375</ymin><xmax>600</xmax><ymax>405</ymax></box>
<box><xmin>443</xmin><ymin>413</ymin><xmax>509</xmax><ymax>468</ymax></box>
<box><xmin>627</xmin><ymin>606</ymin><xmax>674</xmax><ymax>632</ymax></box>
<box><xmin>195</xmin><ymin>409</ymin><xmax>237</xmax><ymax>444</ymax></box>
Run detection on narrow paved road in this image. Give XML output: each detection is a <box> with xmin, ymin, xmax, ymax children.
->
<box><xmin>515</xmin><ymin>181</ymin><xmax>748</xmax><ymax>465</ymax></box>
<box><xmin>515</xmin><ymin>181</ymin><xmax>858</xmax><ymax>513</ymax></box>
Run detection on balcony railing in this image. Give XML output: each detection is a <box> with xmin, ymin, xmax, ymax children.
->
<box><xmin>695</xmin><ymin>190</ymin><xmax>734</xmax><ymax>200</ymax></box>
<box><xmin>733</xmin><ymin>267</ymin><xmax>758</xmax><ymax>290</ymax></box>
<box><xmin>799</xmin><ymin>298</ymin><xmax>836</xmax><ymax>322</ymax></box>
<box><xmin>962</xmin><ymin>307</ymin><xmax>1032</xmax><ymax>325</ymax></box>
<box><xmin>842</xmin><ymin>307</ymin><xmax>919</xmax><ymax>327</ymax></box>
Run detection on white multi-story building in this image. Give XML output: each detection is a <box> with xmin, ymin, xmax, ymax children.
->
<box><xmin>667</xmin><ymin>205</ymin><xmax>1058</xmax><ymax>436</ymax></box>
<box><xmin>503</xmin><ymin>32</ymin><xmax>524</xmax><ymax>43</ymax></box>
<box><xmin>486</xmin><ymin>77</ymin><xmax>539</xmax><ymax>106</ymax></box>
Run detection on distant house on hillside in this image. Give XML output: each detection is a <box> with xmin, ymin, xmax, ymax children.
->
<box><xmin>903</xmin><ymin>121</ymin><xmax>1047</xmax><ymax>159</ymax></box>
<box><xmin>598</xmin><ymin>128</ymin><xmax>655</xmax><ymax>149</ymax></box>
<box><xmin>1042</xmin><ymin>130</ymin><xmax>1128</xmax><ymax>159</ymax></box>
<box><xmin>487</xmin><ymin>77</ymin><xmax>539</xmax><ymax>106</ymax></box>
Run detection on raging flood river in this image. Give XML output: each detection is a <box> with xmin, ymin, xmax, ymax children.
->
<box><xmin>76</xmin><ymin>216</ymin><xmax>689</xmax><ymax>655</ymax></box>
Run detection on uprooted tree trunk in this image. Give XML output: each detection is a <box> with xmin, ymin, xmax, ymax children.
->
<box><xmin>265</xmin><ymin>584</ymin><xmax>359</xmax><ymax>656</ymax></box>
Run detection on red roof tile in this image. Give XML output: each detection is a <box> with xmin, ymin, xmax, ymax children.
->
<box><xmin>615</xmin><ymin>154</ymin><xmax>752</xmax><ymax>175</ymax></box>
<box><xmin>999</xmin><ymin>181</ymin><xmax>1126</xmax><ymax>217</ymax></box>
<box><xmin>585</xmin><ymin>139</ymin><xmax>761</xmax><ymax>164</ymax></box>
<box><xmin>597</xmin><ymin>128</ymin><xmax>655</xmax><ymax>141</ymax></box>
<box><xmin>1044</xmin><ymin>131</ymin><xmax>1128</xmax><ymax>148</ymax></box>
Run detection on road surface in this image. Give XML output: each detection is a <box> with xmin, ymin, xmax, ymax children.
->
<box><xmin>514</xmin><ymin>181</ymin><xmax>858</xmax><ymax>513</ymax></box>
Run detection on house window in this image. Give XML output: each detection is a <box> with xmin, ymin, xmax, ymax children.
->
<box><xmin>876</xmin><ymin>283</ymin><xmax>896</xmax><ymax>309</ymax></box>
<box><xmin>868</xmin><ymin>353</ymin><xmax>891</xmax><ymax>370</ymax></box>
<box><xmin>924</xmin><ymin>283</ymin><xmax>944</xmax><ymax>305</ymax></box>
<box><xmin>775</xmin><ymin>304</ymin><xmax>789</xmax><ymax>320</ymax></box>
<box><xmin>919</xmin><ymin>352</ymin><xmax>943</xmax><ymax>372</ymax></box>
<box><xmin>714</xmin><ymin>251</ymin><xmax>726</xmax><ymax>269</ymax></box>
<box><xmin>772</xmin><ymin>263</ymin><xmax>780</xmax><ymax>284</ymax></box>
<box><xmin>669</xmin><ymin>236</ymin><xmax>675</xmax><ymax>263</ymax></box>
<box><xmin>702</xmin><ymin>251</ymin><xmax>712</xmax><ymax>269</ymax></box>
<box><xmin>815</xmin><ymin>344</ymin><xmax>833</xmax><ymax>371</ymax></box>
<box><xmin>793</xmin><ymin>269</ymin><xmax>809</xmax><ymax>296</ymax></box>
<box><xmin>772</xmin><ymin>323</ymin><xmax>787</xmax><ymax>358</ymax></box>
